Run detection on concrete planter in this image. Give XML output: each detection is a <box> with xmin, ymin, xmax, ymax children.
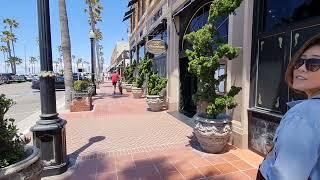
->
<box><xmin>132</xmin><ymin>87</ymin><xmax>143</xmax><ymax>99</ymax></box>
<box><xmin>70</xmin><ymin>96</ymin><xmax>93</xmax><ymax>112</ymax></box>
<box><xmin>146</xmin><ymin>95</ymin><xmax>164</xmax><ymax>112</ymax></box>
<box><xmin>0</xmin><ymin>146</ymin><xmax>43</xmax><ymax>180</ymax></box>
<box><xmin>193</xmin><ymin>101</ymin><xmax>232</xmax><ymax>153</ymax></box>
<box><xmin>125</xmin><ymin>84</ymin><xmax>133</xmax><ymax>92</ymax></box>
<box><xmin>193</xmin><ymin>114</ymin><xmax>232</xmax><ymax>153</ymax></box>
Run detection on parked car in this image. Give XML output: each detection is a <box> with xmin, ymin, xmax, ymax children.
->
<box><xmin>25</xmin><ymin>75</ymin><xmax>34</xmax><ymax>82</ymax></box>
<box><xmin>0</xmin><ymin>73</ymin><xmax>14</xmax><ymax>83</ymax></box>
<box><xmin>31</xmin><ymin>75</ymin><xmax>81</xmax><ymax>90</ymax></box>
<box><xmin>16</xmin><ymin>75</ymin><xmax>27</xmax><ymax>82</ymax></box>
<box><xmin>0</xmin><ymin>74</ymin><xmax>9</xmax><ymax>84</ymax></box>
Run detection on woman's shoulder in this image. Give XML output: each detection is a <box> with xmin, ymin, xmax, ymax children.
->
<box><xmin>288</xmin><ymin>99</ymin><xmax>320</xmax><ymax>126</ymax></box>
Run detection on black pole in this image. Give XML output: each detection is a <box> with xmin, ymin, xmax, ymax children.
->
<box><xmin>31</xmin><ymin>0</ymin><xmax>68</xmax><ymax>177</ymax></box>
<box><xmin>90</xmin><ymin>37</ymin><xmax>97</xmax><ymax>95</ymax></box>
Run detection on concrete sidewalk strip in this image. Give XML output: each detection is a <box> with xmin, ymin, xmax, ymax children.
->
<box><xmin>16</xmin><ymin>96</ymin><xmax>65</xmax><ymax>135</ymax></box>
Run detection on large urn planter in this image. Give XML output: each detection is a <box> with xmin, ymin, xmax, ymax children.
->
<box><xmin>0</xmin><ymin>146</ymin><xmax>43</xmax><ymax>180</ymax></box>
<box><xmin>146</xmin><ymin>95</ymin><xmax>164</xmax><ymax>111</ymax></box>
<box><xmin>125</xmin><ymin>84</ymin><xmax>133</xmax><ymax>92</ymax></box>
<box><xmin>132</xmin><ymin>87</ymin><xmax>143</xmax><ymax>99</ymax></box>
<box><xmin>193</xmin><ymin>114</ymin><xmax>232</xmax><ymax>153</ymax></box>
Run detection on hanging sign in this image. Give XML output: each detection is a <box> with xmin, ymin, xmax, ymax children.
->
<box><xmin>146</xmin><ymin>39</ymin><xmax>167</xmax><ymax>55</ymax></box>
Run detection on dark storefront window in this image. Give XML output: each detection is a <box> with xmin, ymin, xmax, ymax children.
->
<box><xmin>138</xmin><ymin>44</ymin><xmax>145</xmax><ymax>61</ymax></box>
<box><xmin>262</xmin><ymin>0</ymin><xmax>320</xmax><ymax>33</ymax></box>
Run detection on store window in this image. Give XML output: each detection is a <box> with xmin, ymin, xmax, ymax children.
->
<box><xmin>138</xmin><ymin>44</ymin><xmax>145</xmax><ymax>61</ymax></box>
<box><xmin>262</xmin><ymin>0</ymin><xmax>320</xmax><ymax>32</ymax></box>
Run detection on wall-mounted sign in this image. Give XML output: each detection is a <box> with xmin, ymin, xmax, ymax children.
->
<box><xmin>146</xmin><ymin>39</ymin><xmax>167</xmax><ymax>55</ymax></box>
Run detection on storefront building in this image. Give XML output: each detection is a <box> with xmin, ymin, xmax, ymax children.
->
<box><xmin>125</xmin><ymin>0</ymin><xmax>320</xmax><ymax>155</ymax></box>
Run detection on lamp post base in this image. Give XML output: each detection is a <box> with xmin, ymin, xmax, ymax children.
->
<box><xmin>30</xmin><ymin>118</ymin><xmax>68</xmax><ymax>177</ymax></box>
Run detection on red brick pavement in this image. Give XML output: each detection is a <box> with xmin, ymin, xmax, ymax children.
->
<box><xmin>52</xmin><ymin>81</ymin><xmax>263</xmax><ymax>180</ymax></box>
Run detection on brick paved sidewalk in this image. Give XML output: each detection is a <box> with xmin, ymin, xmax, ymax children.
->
<box><xmin>47</xmin><ymin>81</ymin><xmax>263</xmax><ymax>180</ymax></box>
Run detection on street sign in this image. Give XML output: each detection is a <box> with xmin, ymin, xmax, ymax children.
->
<box><xmin>146</xmin><ymin>39</ymin><xmax>167</xmax><ymax>55</ymax></box>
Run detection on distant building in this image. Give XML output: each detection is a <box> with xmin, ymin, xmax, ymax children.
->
<box><xmin>109</xmin><ymin>42</ymin><xmax>130</xmax><ymax>76</ymax></box>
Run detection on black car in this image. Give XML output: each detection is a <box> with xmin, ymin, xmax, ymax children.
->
<box><xmin>0</xmin><ymin>73</ymin><xmax>14</xmax><ymax>83</ymax></box>
<box><xmin>31</xmin><ymin>75</ymin><xmax>83</xmax><ymax>90</ymax></box>
<box><xmin>32</xmin><ymin>76</ymin><xmax>65</xmax><ymax>90</ymax></box>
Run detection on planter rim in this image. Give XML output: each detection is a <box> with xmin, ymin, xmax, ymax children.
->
<box><xmin>146</xmin><ymin>95</ymin><xmax>162</xmax><ymax>98</ymax></box>
<box><xmin>194</xmin><ymin>113</ymin><xmax>232</xmax><ymax>124</ymax></box>
<box><xmin>0</xmin><ymin>146</ymin><xmax>41</xmax><ymax>176</ymax></box>
<box><xmin>132</xmin><ymin>87</ymin><xmax>142</xmax><ymax>90</ymax></box>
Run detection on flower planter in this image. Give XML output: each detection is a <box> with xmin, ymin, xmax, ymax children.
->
<box><xmin>125</xmin><ymin>84</ymin><xmax>133</xmax><ymax>92</ymax></box>
<box><xmin>146</xmin><ymin>95</ymin><xmax>164</xmax><ymax>112</ymax></box>
<box><xmin>0</xmin><ymin>146</ymin><xmax>43</xmax><ymax>180</ymax></box>
<box><xmin>70</xmin><ymin>96</ymin><xmax>93</xmax><ymax>112</ymax></box>
<box><xmin>132</xmin><ymin>87</ymin><xmax>143</xmax><ymax>99</ymax></box>
<box><xmin>193</xmin><ymin>114</ymin><xmax>232</xmax><ymax>153</ymax></box>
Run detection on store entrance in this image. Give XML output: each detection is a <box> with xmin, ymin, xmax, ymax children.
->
<box><xmin>179</xmin><ymin>57</ymin><xmax>197</xmax><ymax>118</ymax></box>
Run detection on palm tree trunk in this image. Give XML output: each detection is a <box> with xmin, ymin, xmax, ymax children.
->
<box><xmin>6</xmin><ymin>41</ymin><xmax>15</xmax><ymax>74</ymax></box>
<box><xmin>10</xmin><ymin>27</ymin><xmax>17</xmax><ymax>73</ymax></box>
<box><xmin>59</xmin><ymin>0</ymin><xmax>74</xmax><ymax>109</ymax></box>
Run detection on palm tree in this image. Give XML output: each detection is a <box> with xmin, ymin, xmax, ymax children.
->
<box><xmin>1</xmin><ymin>31</ymin><xmax>16</xmax><ymax>73</ymax></box>
<box><xmin>72</xmin><ymin>55</ymin><xmax>76</xmax><ymax>72</ymax></box>
<box><xmin>29</xmin><ymin>56</ymin><xmax>37</xmax><ymax>74</ymax></box>
<box><xmin>3</xmin><ymin>18</ymin><xmax>19</xmax><ymax>57</ymax></box>
<box><xmin>85</xmin><ymin>0</ymin><xmax>103</xmax><ymax>80</ymax></box>
<box><xmin>59</xmin><ymin>0</ymin><xmax>74</xmax><ymax>109</ymax></box>
<box><xmin>7</xmin><ymin>56</ymin><xmax>22</xmax><ymax>73</ymax></box>
<box><xmin>0</xmin><ymin>45</ymin><xmax>8</xmax><ymax>72</ymax></box>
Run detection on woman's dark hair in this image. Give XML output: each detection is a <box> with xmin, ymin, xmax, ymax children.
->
<box><xmin>285</xmin><ymin>34</ymin><xmax>320</xmax><ymax>93</ymax></box>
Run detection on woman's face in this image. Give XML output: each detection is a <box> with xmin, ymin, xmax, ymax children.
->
<box><xmin>293</xmin><ymin>44</ymin><xmax>320</xmax><ymax>96</ymax></box>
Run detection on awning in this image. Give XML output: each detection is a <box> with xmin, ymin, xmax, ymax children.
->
<box><xmin>123</xmin><ymin>8</ymin><xmax>134</xmax><ymax>21</ymax></box>
<box><xmin>128</xmin><ymin>0</ymin><xmax>138</xmax><ymax>7</ymax></box>
<box><xmin>172</xmin><ymin>0</ymin><xmax>196</xmax><ymax>18</ymax></box>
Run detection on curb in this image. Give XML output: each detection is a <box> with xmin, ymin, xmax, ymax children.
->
<box><xmin>16</xmin><ymin>96</ymin><xmax>66</xmax><ymax>135</ymax></box>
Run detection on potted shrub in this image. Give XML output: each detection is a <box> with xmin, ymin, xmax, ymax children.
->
<box><xmin>70</xmin><ymin>80</ymin><xmax>94</xmax><ymax>112</ymax></box>
<box><xmin>123</xmin><ymin>62</ymin><xmax>136</xmax><ymax>92</ymax></box>
<box><xmin>132</xmin><ymin>58</ymin><xmax>152</xmax><ymax>99</ymax></box>
<box><xmin>146</xmin><ymin>73</ymin><xmax>167</xmax><ymax>111</ymax></box>
<box><xmin>184</xmin><ymin>0</ymin><xmax>242</xmax><ymax>153</ymax></box>
<box><xmin>0</xmin><ymin>94</ymin><xmax>43</xmax><ymax>179</ymax></box>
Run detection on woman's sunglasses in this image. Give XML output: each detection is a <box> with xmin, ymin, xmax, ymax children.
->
<box><xmin>294</xmin><ymin>58</ymin><xmax>320</xmax><ymax>72</ymax></box>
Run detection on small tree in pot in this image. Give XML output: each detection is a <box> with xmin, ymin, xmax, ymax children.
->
<box><xmin>184</xmin><ymin>0</ymin><xmax>242</xmax><ymax>153</ymax></box>
<box><xmin>146</xmin><ymin>73</ymin><xmax>167</xmax><ymax>111</ymax></box>
<box><xmin>0</xmin><ymin>94</ymin><xmax>43</xmax><ymax>179</ymax></box>
<box><xmin>70</xmin><ymin>80</ymin><xmax>93</xmax><ymax>112</ymax></box>
<box><xmin>123</xmin><ymin>62</ymin><xmax>136</xmax><ymax>92</ymax></box>
<box><xmin>132</xmin><ymin>58</ymin><xmax>152</xmax><ymax>99</ymax></box>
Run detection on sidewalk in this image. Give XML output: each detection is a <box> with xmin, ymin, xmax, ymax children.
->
<box><xmin>49</xmin><ymin>81</ymin><xmax>263</xmax><ymax>180</ymax></box>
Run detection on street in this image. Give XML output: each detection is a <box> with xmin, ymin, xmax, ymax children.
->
<box><xmin>0</xmin><ymin>82</ymin><xmax>65</xmax><ymax>123</ymax></box>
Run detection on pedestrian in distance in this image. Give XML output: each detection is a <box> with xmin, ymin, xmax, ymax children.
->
<box><xmin>257</xmin><ymin>34</ymin><xmax>320</xmax><ymax>180</ymax></box>
<box><xmin>111</xmin><ymin>70</ymin><xmax>119</xmax><ymax>94</ymax></box>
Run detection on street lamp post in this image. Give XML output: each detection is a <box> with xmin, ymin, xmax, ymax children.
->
<box><xmin>30</xmin><ymin>0</ymin><xmax>68</xmax><ymax>177</ymax></box>
<box><xmin>89</xmin><ymin>30</ymin><xmax>97</xmax><ymax>95</ymax></box>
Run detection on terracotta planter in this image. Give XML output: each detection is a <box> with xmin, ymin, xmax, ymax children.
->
<box><xmin>125</xmin><ymin>84</ymin><xmax>133</xmax><ymax>92</ymax></box>
<box><xmin>0</xmin><ymin>146</ymin><xmax>43</xmax><ymax>180</ymax></box>
<box><xmin>146</xmin><ymin>95</ymin><xmax>164</xmax><ymax>111</ymax></box>
<box><xmin>132</xmin><ymin>87</ymin><xmax>143</xmax><ymax>99</ymax></box>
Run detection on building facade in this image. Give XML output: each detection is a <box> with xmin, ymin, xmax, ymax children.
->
<box><xmin>124</xmin><ymin>0</ymin><xmax>320</xmax><ymax>155</ymax></box>
<box><xmin>109</xmin><ymin>42</ymin><xmax>130</xmax><ymax>76</ymax></box>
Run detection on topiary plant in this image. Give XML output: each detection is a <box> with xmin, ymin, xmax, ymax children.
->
<box><xmin>147</xmin><ymin>73</ymin><xmax>167</xmax><ymax>96</ymax></box>
<box><xmin>0</xmin><ymin>94</ymin><xmax>29</xmax><ymax>168</ymax></box>
<box><xmin>134</xmin><ymin>58</ymin><xmax>153</xmax><ymax>88</ymax></box>
<box><xmin>73</xmin><ymin>80</ymin><xmax>90</xmax><ymax>92</ymax></box>
<box><xmin>123</xmin><ymin>61</ymin><xmax>136</xmax><ymax>84</ymax></box>
<box><xmin>184</xmin><ymin>0</ymin><xmax>242</xmax><ymax>118</ymax></box>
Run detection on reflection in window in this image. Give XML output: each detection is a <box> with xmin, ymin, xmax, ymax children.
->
<box><xmin>214</xmin><ymin>64</ymin><xmax>226</xmax><ymax>93</ymax></box>
<box><xmin>262</xmin><ymin>0</ymin><xmax>320</xmax><ymax>32</ymax></box>
<box><xmin>183</xmin><ymin>3</ymin><xmax>229</xmax><ymax>50</ymax></box>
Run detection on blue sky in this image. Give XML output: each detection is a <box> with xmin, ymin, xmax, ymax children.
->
<box><xmin>0</xmin><ymin>0</ymin><xmax>129</xmax><ymax>74</ymax></box>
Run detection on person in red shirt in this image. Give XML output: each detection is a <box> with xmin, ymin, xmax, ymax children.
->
<box><xmin>111</xmin><ymin>70</ymin><xmax>119</xmax><ymax>94</ymax></box>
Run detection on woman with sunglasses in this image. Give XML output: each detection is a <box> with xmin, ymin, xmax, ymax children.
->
<box><xmin>257</xmin><ymin>35</ymin><xmax>320</xmax><ymax>180</ymax></box>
